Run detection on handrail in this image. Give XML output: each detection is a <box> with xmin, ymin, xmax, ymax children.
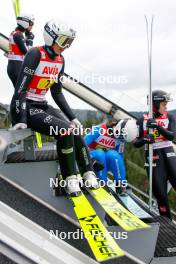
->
<box><xmin>0</xmin><ymin>129</ymin><xmax>32</xmax><ymax>148</ymax></box>
<box><xmin>0</xmin><ymin>128</ymin><xmax>33</xmax><ymax>163</ymax></box>
<box><xmin>128</xmin><ymin>182</ymin><xmax>176</xmax><ymax>218</ymax></box>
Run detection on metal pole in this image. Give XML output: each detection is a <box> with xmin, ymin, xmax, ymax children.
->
<box><xmin>144</xmin><ymin>15</ymin><xmax>154</xmax><ymax>211</ymax></box>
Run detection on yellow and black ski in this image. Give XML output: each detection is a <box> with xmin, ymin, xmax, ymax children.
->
<box><xmin>88</xmin><ymin>187</ymin><xmax>149</xmax><ymax>232</ymax></box>
<box><xmin>12</xmin><ymin>0</ymin><xmax>20</xmax><ymax>17</ymax></box>
<box><xmin>70</xmin><ymin>193</ymin><xmax>124</xmax><ymax>262</ymax></box>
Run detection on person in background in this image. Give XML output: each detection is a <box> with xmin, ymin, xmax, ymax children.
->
<box><xmin>134</xmin><ymin>90</ymin><xmax>176</xmax><ymax>219</ymax></box>
<box><xmin>85</xmin><ymin>119</ymin><xmax>138</xmax><ymax>195</ymax></box>
<box><xmin>10</xmin><ymin>19</ymin><xmax>99</xmax><ymax>197</ymax></box>
<box><xmin>7</xmin><ymin>13</ymin><xmax>35</xmax><ymax>87</ymax></box>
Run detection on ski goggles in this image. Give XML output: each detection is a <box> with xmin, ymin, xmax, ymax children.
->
<box><xmin>55</xmin><ymin>35</ymin><xmax>74</xmax><ymax>49</ymax></box>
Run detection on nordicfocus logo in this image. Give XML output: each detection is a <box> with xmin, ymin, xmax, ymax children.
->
<box><xmin>50</xmin><ymin>177</ymin><xmax>128</xmax><ymax>189</ymax></box>
<box><xmin>49</xmin><ymin>229</ymin><xmax>128</xmax><ymax>241</ymax></box>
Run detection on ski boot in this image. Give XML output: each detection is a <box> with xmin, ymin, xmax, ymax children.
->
<box><xmin>92</xmin><ymin>158</ymin><xmax>104</xmax><ymax>171</ymax></box>
<box><xmin>82</xmin><ymin>171</ymin><xmax>99</xmax><ymax>189</ymax></box>
<box><xmin>117</xmin><ymin>186</ymin><xmax>127</xmax><ymax>196</ymax></box>
<box><xmin>65</xmin><ymin>175</ymin><xmax>82</xmax><ymax>197</ymax></box>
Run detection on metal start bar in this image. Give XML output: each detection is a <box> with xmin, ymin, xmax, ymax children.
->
<box><xmin>63</xmin><ymin>73</ymin><xmax>136</xmax><ymax>120</ymax></box>
<box><xmin>0</xmin><ymin>129</ymin><xmax>32</xmax><ymax>148</ymax></box>
<box><xmin>0</xmin><ymin>129</ymin><xmax>33</xmax><ymax>163</ymax></box>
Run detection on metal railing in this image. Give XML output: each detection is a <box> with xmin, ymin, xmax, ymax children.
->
<box><xmin>0</xmin><ymin>128</ymin><xmax>35</xmax><ymax>162</ymax></box>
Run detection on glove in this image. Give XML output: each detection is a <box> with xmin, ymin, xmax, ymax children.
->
<box><xmin>25</xmin><ymin>32</ymin><xmax>35</xmax><ymax>47</ymax></box>
<box><xmin>71</xmin><ymin>118</ymin><xmax>82</xmax><ymax>129</ymax></box>
<box><xmin>146</xmin><ymin>118</ymin><xmax>158</xmax><ymax>129</ymax></box>
<box><xmin>144</xmin><ymin>134</ymin><xmax>155</xmax><ymax>144</ymax></box>
<box><xmin>25</xmin><ymin>31</ymin><xmax>35</xmax><ymax>40</ymax></box>
<box><xmin>92</xmin><ymin>158</ymin><xmax>104</xmax><ymax>171</ymax></box>
<box><xmin>11</xmin><ymin>123</ymin><xmax>27</xmax><ymax>130</ymax></box>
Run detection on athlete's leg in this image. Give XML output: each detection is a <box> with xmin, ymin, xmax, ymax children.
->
<box><xmin>7</xmin><ymin>60</ymin><xmax>22</xmax><ymax>87</ymax></box>
<box><xmin>47</xmin><ymin>105</ymin><xmax>93</xmax><ymax>173</ymax></box>
<box><xmin>106</xmin><ymin>150</ymin><xmax>127</xmax><ymax>194</ymax></box>
<box><xmin>90</xmin><ymin>149</ymin><xmax>108</xmax><ymax>182</ymax></box>
<box><xmin>147</xmin><ymin>149</ymin><xmax>171</xmax><ymax>219</ymax></box>
<box><xmin>164</xmin><ymin>146</ymin><xmax>176</xmax><ymax>191</ymax></box>
<box><xmin>27</xmin><ymin>105</ymin><xmax>77</xmax><ymax>180</ymax></box>
<box><xmin>73</xmin><ymin>135</ymin><xmax>93</xmax><ymax>174</ymax></box>
<box><xmin>106</xmin><ymin>150</ymin><xmax>126</xmax><ymax>182</ymax></box>
<box><xmin>47</xmin><ymin>105</ymin><xmax>68</xmax><ymax>120</ymax></box>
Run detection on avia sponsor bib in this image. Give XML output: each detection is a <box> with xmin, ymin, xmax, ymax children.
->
<box><xmin>8</xmin><ymin>30</ymin><xmax>24</xmax><ymax>61</ymax></box>
<box><xmin>95</xmin><ymin>135</ymin><xmax>116</xmax><ymax>149</ymax></box>
<box><xmin>42</xmin><ymin>65</ymin><xmax>59</xmax><ymax>75</ymax></box>
<box><xmin>143</xmin><ymin>113</ymin><xmax>172</xmax><ymax>149</ymax></box>
<box><xmin>26</xmin><ymin>46</ymin><xmax>63</xmax><ymax>102</ymax></box>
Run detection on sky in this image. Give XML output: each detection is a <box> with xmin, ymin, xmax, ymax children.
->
<box><xmin>0</xmin><ymin>0</ymin><xmax>176</xmax><ymax>112</ymax></box>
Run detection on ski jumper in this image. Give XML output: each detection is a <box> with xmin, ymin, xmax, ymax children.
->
<box><xmin>84</xmin><ymin>123</ymin><xmax>126</xmax><ymax>183</ymax></box>
<box><xmin>134</xmin><ymin>112</ymin><xmax>176</xmax><ymax>219</ymax></box>
<box><xmin>10</xmin><ymin>46</ymin><xmax>93</xmax><ymax>179</ymax></box>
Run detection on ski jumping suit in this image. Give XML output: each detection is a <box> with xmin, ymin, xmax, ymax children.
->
<box><xmin>10</xmin><ymin>46</ymin><xmax>93</xmax><ymax>179</ymax></box>
<box><xmin>84</xmin><ymin>123</ymin><xmax>126</xmax><ymax>183</ymax></box>
<box><xmin>134</xmin><ymin>112</ymin><xmax>176</xmax><ymax>219</ymax></box>
<box><xmin>7</xmin><ymin>27</ymin><xmax>34</xmax><ymax>87</ymax></box>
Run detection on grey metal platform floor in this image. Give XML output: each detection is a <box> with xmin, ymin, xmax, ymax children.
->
<box><xmin>1</xmin><ymin>150</ymin><xmax>176</xmax><ymax>263</ymax></box>
<box><xmin>0</xmin><ymin>254</ymin><xmax>18</xmax><ymax>264</ymax></box>
<box><xmin>0</xmin><ymin>177</ymin><xmax>144</xmax><ymax>264</ymax></box>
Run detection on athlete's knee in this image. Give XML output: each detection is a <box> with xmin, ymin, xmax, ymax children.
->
<box><xmin>91</xmin><ymin>149</ymin><xmax>105</xmax><ymax>160</ymax></box>
<box><xmin>106</xmin><ymin>150</ymin><xmax>120</xmax><ymax>160</ymax></box>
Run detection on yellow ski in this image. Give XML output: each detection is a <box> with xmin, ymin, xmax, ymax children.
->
<box><xmin>35</xmin><ymin>132</ymin><xmax>43</xmax><ymax>149</ymax></box>
<box><xmin>12</xmin><ymin>0</ymin><xmax>20</xmax><ymax>17</ymax></box>
<box><xmin>88</xmin><ymin>187</ymin><xmax>149</xmax><ymax>232</ymax></box>
<box><xmin>70</xmin><ymin>193</ymin><xmax>124</xmax><ymax>262</ymax></box>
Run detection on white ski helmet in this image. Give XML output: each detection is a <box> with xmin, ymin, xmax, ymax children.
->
<box><xmin>43</xmin><ymin>20</ymin><xmax>76</xmax><ymax>48</ymax></box>
<box><xmin>114</xmin><ymin>118</ymin><xmax>138</xmax><ymax>142</ymax></box>
<box><xmin>17</xmin><ymin>13</ymin><xmax>35</xmax><ymax>29</ymax></box>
